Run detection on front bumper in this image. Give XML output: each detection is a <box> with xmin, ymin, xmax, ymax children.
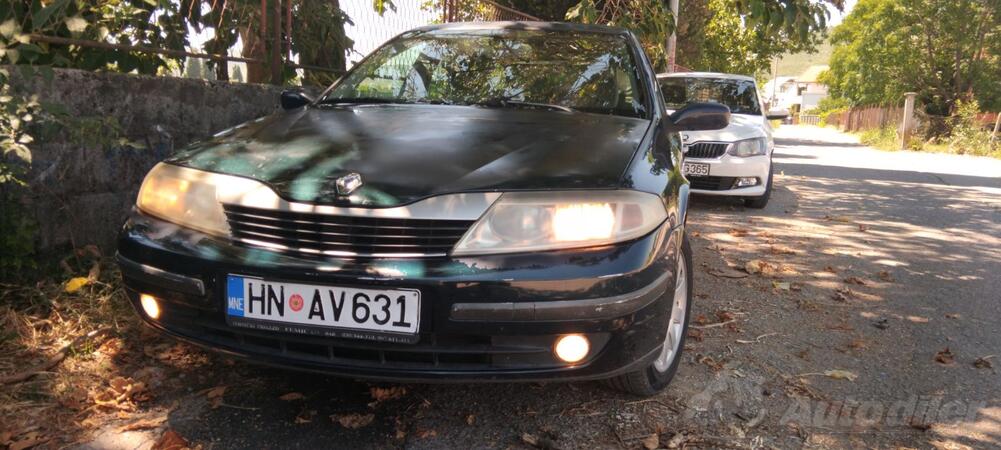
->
<box><xmin>118</xmin><ymin>210</ymin><xmax>682</xmax><ymax>382</ymax></box>
<box><xmin>686</xmin><ymin>153</ymin><xmax>770</xmax><ymax>196</ymax></box>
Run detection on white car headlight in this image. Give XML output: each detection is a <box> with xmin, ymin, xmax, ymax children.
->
<box><xmin>452</xmin><ymin>190</ymin><xmax>667</xmax><ymax>256</ymax></box>
<box><xmin>137</xmin><ymin>163</ymin><xmax>260</xmax><ymax>236</ymax></box>
<box><xmin>728</xmin><ymin>137</ymin><xmax>768</xmax><ymax>157</ymax></box>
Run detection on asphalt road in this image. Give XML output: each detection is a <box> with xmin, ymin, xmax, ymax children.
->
<box><xmin>81</xmin><ymin>125</ymin><xmax>1001</xmax><ymax>450</ymax></box>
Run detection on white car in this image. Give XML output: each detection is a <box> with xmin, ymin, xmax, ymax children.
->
<box><xmin>657</xmin><ymin>72</ymin><xmax>787</xmax><ymax>208</ymax></box>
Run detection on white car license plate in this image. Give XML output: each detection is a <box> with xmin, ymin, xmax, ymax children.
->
<box><xmin>683</xmin><ymin>162</ymin><xmax>710</xmax><ymax>176</ymax></box>
<box><xmin>225</xmin><ymin>275</ymin><xmax>420</xmax><ymax>343</ymax></box>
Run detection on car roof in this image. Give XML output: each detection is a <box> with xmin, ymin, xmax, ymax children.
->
<box><xmin>410</xmin><ymin>21</ymin><xmax>632</xmax><ymax>37</ymax></box>
<box><xmin>656</xmin><ymin>72</ymin><xmax>756</xmax><ymax>82</ymax></box>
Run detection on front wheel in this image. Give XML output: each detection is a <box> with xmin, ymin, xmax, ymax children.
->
<box><xmin>743</xmin><ymin>163</ymin><xmax>773</xmax><ymax>209</ymax></box>
<box><xmin>604</xmin><ymin>235</ymin><xmax>693</xmax><ymax>397</ymax></box>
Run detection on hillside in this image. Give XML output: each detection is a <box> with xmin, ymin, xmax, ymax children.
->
<box><xmin>774</xmin><ymin>41</ymin><xmax>834</xmax><ymax>77</ymax></box>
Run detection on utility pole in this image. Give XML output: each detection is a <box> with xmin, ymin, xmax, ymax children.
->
<box><xmin>666</xmin><ymin>0</ymin><xmax>679</xmax><ymax>72</ymax></box>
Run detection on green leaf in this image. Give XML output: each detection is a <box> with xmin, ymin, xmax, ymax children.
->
<box><xmin>32</xmin><ymin>0</ymin><xmax>71</xmax><ymax>28</ymax></box>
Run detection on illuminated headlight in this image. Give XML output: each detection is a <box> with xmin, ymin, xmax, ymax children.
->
<box><xmin>451</xmin><ymin>190</ymin><xmax>667</xmax><ymax>255</ymax></box>
<box><xmin>727</xmin><ymin>137</ymin><xmax>768</xmax><ymax>157</ymax></box>
<box><xmin>137</xmin><ymin>163</ymin><xmax>263</xmax><ymax>236</ymax></box>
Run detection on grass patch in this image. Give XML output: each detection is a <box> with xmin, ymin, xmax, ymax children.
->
<box><xmin>855</xmin><ymin>126</ymin><xmax>1000</xmax><ymax>159</ymax></box>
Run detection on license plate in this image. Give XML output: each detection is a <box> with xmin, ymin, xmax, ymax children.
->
<box><xmin>225</xmin><ymin>275</ymin><xmax>420</xmax><ymax>343</ymax></box>
<box><xmin>683</xmin><ymin>162</ymin><xmax>710</xmax><ymax>176</ymax></box>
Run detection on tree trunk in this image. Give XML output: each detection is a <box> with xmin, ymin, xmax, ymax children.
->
<box><xmin>240</xmin><ymin>25</ymin><xmax>268</xmax><ymax>83</ymax></box>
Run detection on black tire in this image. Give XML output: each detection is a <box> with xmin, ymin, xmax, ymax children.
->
<box><xmin>603</xmin><ymin>234</ymin><xmax>694</xmax><ymax>397</ymax></box>
<box><xmin>743</xmin><ymin>163</ymin><xmax>773</xmax><ymax>209</ymax></box>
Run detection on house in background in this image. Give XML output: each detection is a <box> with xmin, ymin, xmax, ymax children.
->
<box><xmin>762</xmin><ymin>65</ymin><xmax>830</xmax><ymax>114</ymax></box>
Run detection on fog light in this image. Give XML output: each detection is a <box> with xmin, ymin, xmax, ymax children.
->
<box><xmin>735</xmin><ymin>177</ymin><xmax>759</xmax><ymax>187</ymax></box>
<box><xmin>554</xmin><ymin>334</ymin><xmax>590</xmax><ymax>363</ymax></box>
<box><xmin>140</xmin><ymin>294</ymin><xmax>161</xmax><ymax>319</ymax></box>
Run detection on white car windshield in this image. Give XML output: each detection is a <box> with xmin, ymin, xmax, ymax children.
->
<box><xmin>659</xmin><ymin>77</ymin><xmax>761</xmax><ymax>115</ymax></box>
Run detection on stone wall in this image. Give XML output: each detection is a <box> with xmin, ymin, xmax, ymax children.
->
<box><xmin>6</xmin><ymin>67</ymin><xmax>293</xmax><ymax>252</ymax></box>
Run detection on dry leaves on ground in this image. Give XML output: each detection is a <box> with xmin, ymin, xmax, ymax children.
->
<box><xmin>935</xmin><ymin>348</ymin><xmax>955</xmax><ymax>365</ymax></box>
<box><xmin>4</xmin><ymin>431</ymin><xmax>49</xmax><ymax>450</ymax></box>
<box><xmin>728</xmin><ymin>228</ymin><xmax>749</xmax><ymax>237</ymax></box>
<box><xmin>332</xmin><ymin>413</ymin><xmax>375</xmax><ymax>429</ymax></box>
<box><xmin>642</xmin><ymin>433</ymin><xmax>659</xmax><ymax>450</ymax></box>
<box><xmin>973</xmin><ymin>356</ymin><xmax>995</xmax><ymax>369</ymax></box>
<box><xmin>877</xmin><ymin>270</ymin><xmax>895</xmax><ymax>282</ymax></box>
<box><xmin>204</xmin><ymin>385</ymin><xmax>226</xmax><ymax>409</ymax></box>
<box><xmin>278</xmin><ymin>392</ymin><xmax>305</xmax><ymax>401</ymax></box>
<box><xmin>708</xmin><ymin>267</ymin><xmax>749</xmax><ymax>279</ymax></box>
<box><xmin>91</xmin><ymin>376</ymin><xmax>150</xmax><ymax>411</ymax></box>
<box><xmin>824</xmin><ymin>369</ymin><xmax>858</xmax><ymax>381</ymax></box>
<box><xmin>369</xmin><ymin>386</ymin><xmax>407</xmax><ymax>404</ymax></box>
<box><xmin>151</xmin><ymin>429</ymin><xmax>189</xmax><ymax>450</ymax></box>
<box><xmin>521</xmin><ymin>432</ymin><xmax>560</xmax><ymax>450</ymax></box>
<box><xmin>118</xmin><ymin>415</ymin><xmax>167</xmax><ymax>432</ymax></box>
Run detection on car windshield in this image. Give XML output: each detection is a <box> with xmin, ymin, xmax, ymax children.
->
<box><xmin>659</xmin><ymin>77</ymin><xmax>761</xmax><ymax>115</ymax></box>
<box><xmin>322</xmin><ymin>29</ymin><xmax>649</xmax><ymax>118</ymax></box>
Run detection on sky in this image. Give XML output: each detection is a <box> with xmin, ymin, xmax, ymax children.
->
<box><xmin>828</xmin><ymin>0</ymin><xmax>858</xmax><ymax>26</ymax></box>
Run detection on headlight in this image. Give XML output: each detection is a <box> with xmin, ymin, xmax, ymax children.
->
<box><xmin>727</xmin><ymin>137</ymin><xmax>768</xmax><ymax>157</ymax></box>
<box><xmin>137</xmin><ymin>163</ymin><xmax>261</xmax><ymax>236</ymax></box>
<box><xmin>452</xmin><ymin>190</ymin><xmax>667</xmax><ymax>256</ymax></box>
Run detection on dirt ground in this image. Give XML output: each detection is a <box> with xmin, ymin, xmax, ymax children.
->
<box><xmin>2</xmin><ymin>125</ymin><xmax>1000</xmax><ymax>450</ymax></box>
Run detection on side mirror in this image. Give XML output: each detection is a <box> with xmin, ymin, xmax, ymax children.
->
<box><xmin>668</xmin><ymin>103</ymin><xmax>730</xmax><ymax>131</ymax></box>
<box><xmin>280</xmin><ymin>89</ymin><xmax>313</xmax><ymax>110</ymax></box>
<box><xmin>766</xmin><ymin>109</ymin><xmax>789</xmax><ymax>121</ymax></box>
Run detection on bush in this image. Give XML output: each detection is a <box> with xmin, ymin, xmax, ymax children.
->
<box><xmin>812</xmin><ymin>97</ymin><xmax>852</xmax><ymax>126</ymax></box>
<box><xmin>948</xmin><ymin>99</ymin><xmax>998</xmax><ymax>157</ymax></box>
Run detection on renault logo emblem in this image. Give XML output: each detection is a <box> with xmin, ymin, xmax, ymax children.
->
<box><xmin>335</xmin><ymin>172</ymin><xmax>363</xmax><ymax>196</ymax></box>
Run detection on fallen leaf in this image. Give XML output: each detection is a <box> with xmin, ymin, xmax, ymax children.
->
<box><xmin>642</xmin><ymin>433</ymin><xmax>659</xmax><ymax>450</ymax></box>
<box><xmin>824</xmin><ymin>266</ymin><xmax>838</xmax><ymax>274</ymax></box>
<box><xmin>279</xmin><ymin>392</ymin><xmax>305</xmax><ymax>401</ymax></box>
<box><xmin>824</xmin><ymin>369</ymin><xmax>858</xmax><ymax>381</ymax></box>
<box><xmin>205</xmin><ymin>385</ymin><xmax>227</xmax><ymax>409</ymax></box>
<box><xmin>151</xmin><ymin>429</ymin><xmax>188</xmax><ymax>450</ymax></box>
<box><xmin>877</xmin><ymin>270</ymin><xmax>895</xmax><ymax>282</ymax></box>
<box><xmin>119</xmin><ymin>416</ymin><xmax>167</xmax><ymax>432</ymax></box>
<box><xmin>417</xmin><ymin>429</ymin><xmax>437</xmax><ymax>439</ymax></box>
<box><xmin>772</xmin><ymin>281</ymin><xmax>791</xmax><ymax>291</ymax></box>
<box><xmin>64</xmin><ymin>277</ymin><xmax>90</xmax><ymax>293</ymax></box>
<box><xmin>857</xmin><ymin>223</ymin><xmax>869</xmax><ymax>232</ymax></box>
<box><xmin>369</xmin><ymin>386</ymin><xmax>407</xmax><ymax>403</ymax></box>
<box><xmin>693</xmin><ymin>314</ymin><xmax>710</xmax><ymax>326</ymax></box>
<box><xmin>728</xmin><ymin>228</ymin><xmax>749</xmax><ymax>237</ymax></box>
<box><xmin>9</xmin><ymin>434</ymin><xmax>47</xmax><ymax>450</ymax></box>
<box><xmin>332</xmin><ymin>413</ymin><xmax>375</xmax><ymax>429</ymax></box>
<box><xmin>744</xmin><ymin>259</ymin><xmax>766</xmax><ymax>274</ymax></box>
<box><xmin>844</xmin><ymin>276</ymin><xmax>868</xmax><ymax>286</ymax></box>
<box><xmin>709</xmin><ymin>267</ymin><xmax>748</xmax><ymax>279</ymax></box>
<box><xmin>715</xmin><ymin>310</ymin><xmax>735</xmax><ymax>322</ymax></box>
<box><xmin>768</xmin><ymin>245</ymin><xmax>798</xmax><ymax>255</ymax></box>
<box><xmin>295</xmin><ymin>409</ymin><xmax>316</xmax><ymax>424</ymax></box>
<box><xmin>687</xmin><ymin>328</ymin><xmax>704</xmax><ymax>342</ymax></box>
<box><xmin>935</xmin><ymin>348</ymin><xmax>955</xmax><ymax>365</ymax></box>
<box><xmin>466</xmin><ymin>414</ymin><xmax>476</xmax><ymax>426</ymax></box>
<box><xmin>973</xmin><ymin>356</ymin><xmax>994</xmax><ymax>369</ymax></box>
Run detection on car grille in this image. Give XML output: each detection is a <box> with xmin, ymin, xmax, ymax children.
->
<box><xmin>688</xmin><ymin>176</ymin><xmax>737</xmax><ymax>191</ymax></box>
<box><xmin>685</xmin><ymin>142</ymin><xmax>729</xmax><ymax>159</ymax></box>
<box><xmin>222</xmin><ymin>204</ymin><xmax>474</xmax><ymax>258</ymax></box>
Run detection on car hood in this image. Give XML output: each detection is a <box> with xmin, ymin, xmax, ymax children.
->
<box><xmin>668</xmin><ymin>112</ymin><xmax>765</xmax><ymax>143</ymax></box>
<box><xmin>168</xmin><ymin>104</ymin><xmax>650</xmax><ymax>207</ymax></box>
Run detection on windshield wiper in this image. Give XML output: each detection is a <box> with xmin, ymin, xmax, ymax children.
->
<box><xmin>472</xmin><ymin>98</ymin><xmax>575</xmax><ymax>113</ymax></box>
